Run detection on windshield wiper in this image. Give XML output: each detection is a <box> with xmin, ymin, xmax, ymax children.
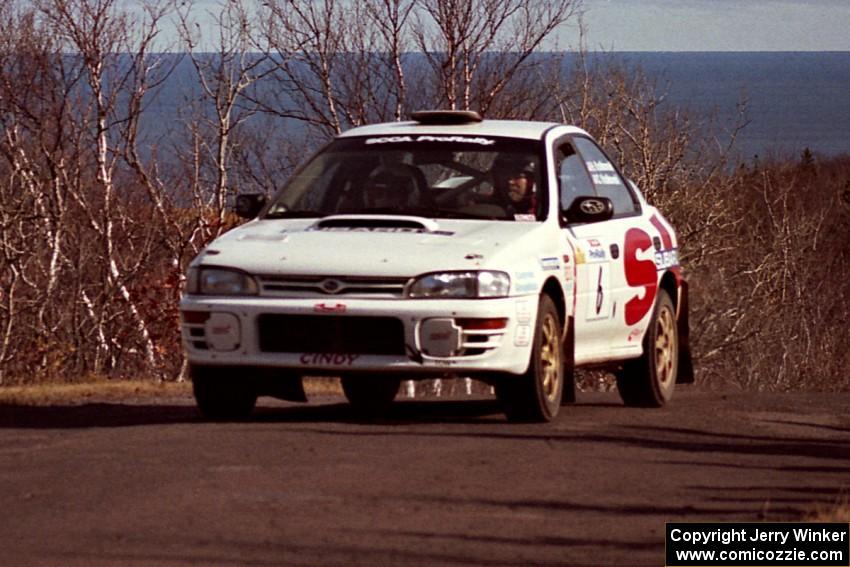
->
<box><xmin>430</xmin><ymin>209</ymin><xmax>504</xmax><ymax>220</ymax></box>
<box><xmin>263</xmin><ymin>209</ymin><xmax>325</xmax><ymax>219</ymax></box>
<box><xmin>357</xmin><ymin>206</ymin><xmax>502</xmax><ymax>220</ymax></box>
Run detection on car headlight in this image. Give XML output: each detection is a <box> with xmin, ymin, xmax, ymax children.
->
<box><xmin>186</xmin><ymin>267</ymin><xmax>259</xmax><ymax>296</ymax></box>
<box><xmin>407</xmin><ymin>271</ymin><xmax>510</xmax><ymax>299</ymax></box>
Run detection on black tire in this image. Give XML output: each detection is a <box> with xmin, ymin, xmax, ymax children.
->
<box><xmin>495</xmin><ymin>295</ymin><xmax>564</xmax><ymax>422</ymax></box>
<box><xmin>340</xmin><ymin>376</ymin><xmax>401</xmax><ymax>414</ymax></box>
<box><xmin>191</xmin><ymin>365</ymin><xmax>258</xmax><ymax>421</ymax></box>
<box><xmin>616</xmin><ymin>289</ymin><xmax>678</xmax><ymax>407</ymax></box>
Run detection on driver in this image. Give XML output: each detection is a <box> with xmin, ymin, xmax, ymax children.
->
<box><xmin>492</xmin><ymin>155</ymin><xmax>537</xmax><ymax>216</ymax></box>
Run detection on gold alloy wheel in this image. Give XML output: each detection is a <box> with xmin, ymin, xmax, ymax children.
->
<box><xmin>539</xmin><ymin>313</ymin><xmax>561</xmax><ymax>402</ymax></box>
<box><xmin>654</xmin><ymin>305</ymin><xmax>677</xmax><ymax>388</ymax></box>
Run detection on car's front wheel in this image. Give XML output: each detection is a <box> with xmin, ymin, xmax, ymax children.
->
<box><xmin>616</xmin><ymin>289</ymin><xmax>678</xmax><ymax>407</ymax></box>
<box><xmin>495</xmin><ymin>295</ymin><xmax>564</xmax><ymax>422</ymax></box>
<box><xmin>191</xmin><ymin>365</ymin><xmax>258</xmax><ymax>421</ymax></box>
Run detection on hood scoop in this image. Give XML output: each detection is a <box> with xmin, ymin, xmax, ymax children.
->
<box><xmin>310</xmin><ymin>215</ymin><xmax>441</xmax><ymax>233</ymax></box>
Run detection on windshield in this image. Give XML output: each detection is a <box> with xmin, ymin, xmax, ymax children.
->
<box><xmin>264</xmin><ymin>135</ymin><xmax>547</xmax><ymax>221</ymax></box>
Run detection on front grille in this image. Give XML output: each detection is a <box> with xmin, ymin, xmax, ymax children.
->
<box><xmin>257</xmin><ymin>275</ymin><xmax>409</xmax><ymax>298</ymax></box>
<box><xmin>258</xmin><ymin>314</ymin><xmax>405</xmax><ymax>355</ymax></box>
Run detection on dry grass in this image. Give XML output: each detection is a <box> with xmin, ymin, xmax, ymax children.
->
<box><xmin>805</xmin><ymin>497</ymin><xmax>850</xmax><ymax>522</ymax></box>
<box><xmin>0</xmin><ymin>380</ymin><xmax>192</xmax><ymax>406</ymax></box>
<box><xmin>0</xmin><ymin>376</ymin><xmax>343</xmax><ymax>406</ymax></box>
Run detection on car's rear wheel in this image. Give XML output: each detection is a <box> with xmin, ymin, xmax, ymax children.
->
<box><xmin>495</xmin><ymin>295</ymin><xmax>563</xmax><ymax>422</ymax></box>
<box><xmin>616</xmin><ymin>289</ymin><xmax>678</xmax><ymax>407</ymax></box>
<box><xmin>340</xmin><ymin>375</ymin><xmax>401</xmax><ymax>414</ymax></box>
<box><xmin>191</xmin><ymin>365</ymin><xmax>258</xmax><ymax>421</ymax></box>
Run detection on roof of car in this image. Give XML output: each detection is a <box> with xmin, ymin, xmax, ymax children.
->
<box><xmin>339</xmin><ymin>119</ymin><xmax>588</xmax><ymax>141</ymax></box>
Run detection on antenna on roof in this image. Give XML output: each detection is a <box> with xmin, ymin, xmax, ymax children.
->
<box><xmin>410</xmin><ymin>110</ymin><xmax>483</xmax><ymax>125</ymax></box>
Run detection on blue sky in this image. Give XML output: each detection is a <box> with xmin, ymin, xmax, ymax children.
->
<box><xmin>574</xmin><ymin>0</ymin><xmax>850</xmax><ymax>51</ymax></box>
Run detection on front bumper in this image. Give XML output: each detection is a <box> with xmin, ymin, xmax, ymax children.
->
<box><xmin>180</xmin><ymin>295</ymin><xmax>538</xmax><ymax>376</ymax></box>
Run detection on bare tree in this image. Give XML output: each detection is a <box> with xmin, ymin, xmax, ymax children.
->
<box><xmin>256</xmin><ymin>0</ymin><xmax>399</xmax><ymax>136</ymax></box>
<box><xmin>33</xmin><ymin>0</ymin><xmax>176</xmax><ymax>377</ymax></box>
<box><xmin>0</xmin><ymin>2</ymin><xmax>81</xmax><ymax>381</ymax></box>
<box><xmin>412</xmin><ymin>0</ymin><xmax>578</xmax><ymax>114</ymax></box>
<box><xmin>177</xmin><ymin>0</ymin><xmax>272</xmax><ymax>225</ymax></box>
<box><xmin>363</xmin><ymin>0</ymin><xmax>416</xmax><ymax>121</ymax></box>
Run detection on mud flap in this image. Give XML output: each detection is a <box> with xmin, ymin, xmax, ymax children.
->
<box><xmin>676</xmin><ymin>280</ymin><xmax>695</xmax><ymax>384</ymax></box>
<box><xmin>262</xmin><ymin>373</ymin><xmax>308</xmax><ymax>402</ymax></box>
<box><xmin>561</xmin><ymin>315</ymin><xmax>576</xmax><ymax>404</ymax></box>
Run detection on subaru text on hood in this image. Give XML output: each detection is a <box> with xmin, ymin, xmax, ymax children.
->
<box><xmin>180</xmin><ymin>110</ymin><xmax>694</xmax><ymax>422</ymax></box>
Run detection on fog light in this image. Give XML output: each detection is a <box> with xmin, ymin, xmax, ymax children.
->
<box><xmin>204</xmin><ymin>312</ymin><xmax>241</xmax><ymax>351</ymax></box>
<box><xmin>419</xmin><ymin>318</ymin><xmax>462</xmax><ymax>357</ymax></box>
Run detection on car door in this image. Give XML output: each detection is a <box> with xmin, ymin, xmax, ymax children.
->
<box><xmin>574</xmin><ymin>136</ymin><xmax>670</xmax><ymax>359</ymax></box>
<box><xmin>558</xmin><ymin>136</ymin><xmax>646</xmax><ymax>363</ymax></box>
<box><xmin>555</xmin><ymin>138</ymin><xmax>615</xmax><ymax>362</ymax></box>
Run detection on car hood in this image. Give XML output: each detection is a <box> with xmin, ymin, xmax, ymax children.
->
<box><xmin>195</xmin><ymin>215</ymin><xmax>546</xmax><ymax>277</ymax></box>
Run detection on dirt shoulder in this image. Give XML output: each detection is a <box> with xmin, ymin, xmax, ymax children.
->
<box><xmin>0</xmin><ymin>376</ymin><xmax>347</xmax><ymax>406</ymax></box>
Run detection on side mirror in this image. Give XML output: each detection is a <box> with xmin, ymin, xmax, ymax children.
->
<box><xmin>563</xmin><ymin>196</ymin><xmax>614</xmax><ymax>224</ymax></box>
<box><xmin>235</xmin><ymin>193</ymin><xmax>267</xmax><ymax>219</ymax></box>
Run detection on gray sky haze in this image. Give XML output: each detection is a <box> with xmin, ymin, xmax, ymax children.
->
<box><xmin>574</xmin><ymin>0</ymin><xmax>850</xmax><ymax>51</ymax></box>
<box><xmin>152</xmin><ymin>0</ymin><xmax>850</xmax><ymax>52</ymax></box>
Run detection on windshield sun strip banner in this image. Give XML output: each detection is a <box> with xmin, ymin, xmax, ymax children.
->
<box><xmin>365</xmin><ymin>135</ymin><xmax>496</xmax><ymax>145</ymax></box>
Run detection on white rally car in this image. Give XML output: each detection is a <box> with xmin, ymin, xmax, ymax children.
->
<box><xmin>180</xmin><ymin>110</ymin><xmax>693</xmax><ymax>421</ymax></box>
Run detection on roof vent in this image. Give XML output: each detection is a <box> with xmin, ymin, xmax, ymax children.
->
<box><xmin>410</xmin><ymin>110</ymin><xmax>483</xmax><ymax>125</ymax></box>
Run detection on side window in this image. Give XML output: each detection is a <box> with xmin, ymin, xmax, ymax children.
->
<box><xmin>572</xmin><ymin>137</ymin><xmax>639</xmax><ymax>216</ymax></box>
<box><xmin>556</xmin><ymin>143</ymin><xmax>596</xmax><ymax>211</ymax></box>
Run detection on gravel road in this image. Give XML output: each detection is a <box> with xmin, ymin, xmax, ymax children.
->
<box><xmin>1</xmin><ymin>388</ymin><xmax>848</xmax><ymax>566</ymax></box>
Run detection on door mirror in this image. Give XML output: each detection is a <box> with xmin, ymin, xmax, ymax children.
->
<box><xmin>563</xmin><ymin>196</ymin><xmax>614</xmax><ymax>224</ymax></box>
<box><xmin>235</xmin><ymin>193</ymin><xmax>267</xmax><ymax>219</ymax></box>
